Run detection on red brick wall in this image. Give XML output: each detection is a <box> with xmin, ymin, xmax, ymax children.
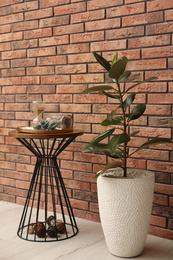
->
<box><xmin>0</xmin><ymin>0</ymin><xmax>173</xmax><ymax>240</ymax></box>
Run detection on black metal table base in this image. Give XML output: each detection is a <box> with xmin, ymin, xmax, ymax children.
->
<box><xmin>16</xmin><ymin>137</ymin><xmax>78</xmax><ymax>242</ymax></box>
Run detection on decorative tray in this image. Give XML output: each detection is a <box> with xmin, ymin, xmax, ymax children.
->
<box><xmin>17</xmin><ymin>126</ymin><xmax>73</xmax><ymax>134</ymax></box>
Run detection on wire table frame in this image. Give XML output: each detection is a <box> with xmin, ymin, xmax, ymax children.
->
<box><xmin>8</xmin><ymin>129</ymin><xmax>83</xmax><ymax>242</ymax></box>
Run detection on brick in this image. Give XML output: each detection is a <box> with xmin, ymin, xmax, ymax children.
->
<box><xmin>71</xmin><ymin>9</ymin><xmax>104</xmax><ymax>24</ymax></box>
<box><xmin>24</xmin><ymin>28</ymin><xmax>52</xmax><ymax>39</ymax></box>
<box><xmin>126</xmin><ymin>82</ymin><xmax>167</xmax><ymax>93</ymax></box>
<box><xmin>25</xmin><ymin>8</ymin><xmax>53</xmax><ymax>20</ymax></box>
<box><xmin>56</xmin><ymin>64</ymin><xmax>86</xmax><ymax>74</ymax></box>
<box><xmin>155</xmin><ymin>172</ymin><xmax>170</xmax><ymax>184</ymax></box>
<box><xmin>64</xmin><ymin>179</ymin><xmax>90</xmax><ymax>191</ymax></box>
<box><xmin>0</xmin><ymin>6</ymin><xmax>11</xmax><ymax>16</ymax></box>
<box><xmin>74</xmin><ymin>152</ymin><xmax>106</xmax><ymax>164</ymax></box>
<box><xmin>27</xmin><ymin>47</ymin><xmax>56</xmax><ymax>57</ymax></box>
<box><xmin>168</xmin><ymin>219</ymin><xmax>173</xmax><ymax>230</ymax></box>
<box><xmin>70</xmin><ymin>199</ymin><xmax>89</xmax><ymax>210</ymax></box>
<box><xmin>0</xmin><ymin>60</ymin><xmax>10</xmax><ymax>69</ymax></box>
<box><xmin>61</xmin><ymin>160</ymin><xmax>92</xmax><ymax>172</ymax></box>
<box><xmin>71</xmin><ymin>31</ymin><xmax>104</xmax><ymax>43</ymax></box>
<box><xmin>107</xmin><ymin>2</ymin><xmax>145</xmax><ymax>18</ymax></box>
<box><xmin>40</xmin><ymin>0</ymin><xmax>70</xmax><ymax>9</ymax></box>
<box><xmin>74</xmin><ymin>209</ymin><xmax>100</xmax><ymax>222</ymax></box>
<box><xmin>56</xmin><ymin>85</ymin><xmax>86</xmax><ymax>93</ymax></box>
<box><xmin>165</xmin><ymin>10</ymin><xmax>173</xmax><ymax>21</ymax></box>
<box><xmin>2</xmin><ymin>68</ymin><xmax>25</xmax><ymax>77</ymax></box>
<box><xmin>54</xmin><ymin>23</ymin><xmax>84</xmax><ymax>36</ymax></box>
<box><xmin>74</xmin><ymin>94</ymin><xmax>106</xmax><ymax>104</ymax></box>
<box><xmin>11</xmin><ymin>58</ymin><xmax>36</xmax><ymax>68</ymax></box>
<box><xmin>57</xmin><ymin>43</ymin><xmax>89</xmax><ymax>55</ymax></box>
<box><xmin>12</xmin><ymin>20</ymin><xmax>38</xmax><ymax>32</ymax></box>
<box><xmin>73</xmin><ymin>190</ymin><xmax>97</xmax><ymax>202</ymax></box>
<box><xmin>148</xmin><ymin>162</ymin><xmax>173</xmax><ymax>174</ymax></box>
<box><xmin>12</xmin><ymin>76</ymin><xmax>40</xmax><ymax>85</ymax></box>
<box><xmin>0</xmin><ymin>24</ymin><xmax>11</xmax><ymax>34</ymax></box>
<box><xmin>60</xmin><ymin>104</ymin><xmax>91</xmax><ymax>113</ymax></box>
<box><xmin>153</xmin><ymin>194</ymin><xmax>168</xmax><ymax>205</ymax></box>
<box><xmin>0</xmin><ymin>13</ymin><xmax>23</xmax><ymax>25</ymax></box>
<box><xmin>38</xmin><ymin>56</ymin><xmax>66</xmax><ymax>66</ymax></box>
<box><xmin>71</xmin><ymin>74</ymin><xmax>104</xmax><ymax>84</ymax></box>
<box><xmin>27</xmin><ymin>85</ymin><xmax>55</xmax><ymax>94</ymax></box>
<box><xmin>12</xmin><ymin>39</ymin><xmax>38</xmax><ymax>50</ymax></box>
<box><xmin>150</xmin><ymin>215</ymin><xmax>166</xmax><ymax>228</ymax></box>
<box><xmin>143</xmin><ymin>46</ymin><xmax>173</xmax><ymax>59</ymax></box>
<box><xmin>169</xmin><ymin>82</ymin><xmax>173</xmax><ymax>92</ymax></box>
<box><xmin>106</xmin><ymin>26</ymin><xmax>144</xmax><ymax>40</ymax></box>
<box><xmin>27</xmin><ymin>66</ymin><xmax>55</xmax><ymax>76</ymax></box>
<box><xmin>146</xmin><ymin>71</ymin><xmax>173</xmax><ymax>82</ymax></box>
<box><xmin>125</xmin><ymin>0</ymin><xmax>144</xmax><ymax>3</ymax></box>
<box><xmin>0</xmin><ymin>32</ymin><xmax>23</xmax><ymax>43</ymax></box>
<box><xmin>0</xmin><ymin>161</ymin><xmax>15</xmax><ymax>170</ymax></box>
<box><xmin>87</xmin><ymin>0</ymin><xmax>123</xmax><ymax>11</ymax></box>
<box><xmin>5</xmin><ymin>103</ymin><xmax>29</xmax><ymax>111</ymax></box>
<box><xmin>11</xmin><ymin>1</ymin><xmax>38</xmax><ymax>13</ymax></box>
<box><xmin>146</xmin><ymin>22</ymin><xmax>173</xmax><ymax>35</ymax></box>
<box><xmin>39</xmin><ymin>15</ymin><xmax>69</xmax><ymax>28</ymax></box>
<box><xmin>85</xmin><ymin>18</ymin><xmax>120</xmax><ymax>31</ymax></box>
<box><xmin>0</xmin><ymin>0</ymin><xmax>23</xmax><ymax>8</ymax></box>
<box><xmin>6</xmin><ymin>153</ymin><xmax>30</xmax><ymax>164</ymax></box>
<box><xmin>147</xmin><ymin>0</ymin><xmax>173</xmax><ymax>12</ymax></box>
<box><xmin>0</xmin><ymin>78</ymin><xmax>12</xmax><ymax>86</ymax></box>
<box><xmin>0</xmin><ymin>95</ymin><xmax>14</xmax><ymax>102</ymax></box>
<box><xmin>149</xmin><ymin>117</ymin><xmax>173</xmax><ymax>128</ymax></box>
<box><xmin>152</xmin><ymin>204</ymin><xmax>173</xmax><ymax>218</ymax></box>
<box><xmin>39</xmin><ymin>35</ymin><xmax>69</xmax><ymax>47</ymax></box>
<box><xmin>43</xmin><ymin>94</ymin><xmax>72</xmax><ymax>103</ymax></box>
<box><xmin>130</xmin><ymin>126</ymin><xmax>171</xmax><ymax>138</ymax></box>
<box><xmin>129</xmin><ymin>35</ymin><xmax>170</xmax><ymax>49</ymax></box>
<box><xmin>68</xmin><ymin>53</ymin><xmax>95</xmax><ymax>64</ymax></box>
<box><xmin>130</xmin><ymin>149</ymin><xmax>169</xmax><ymax>161</ymax></box>
<box><xmin>122</xmin><ymin>12</ymin><xmax>163</xmax><ymax>27</ymax></box>
<box><xmin>54</xmin><ymin>2</ymin><xmax>86</xmax><ymax>16</ymax></box>
<box><xmin>170</xmin><ymin>197</ymin><xmax>173</xmax><ymax>206</ymax></box>
<box><xmin>0</xmin><ymin>193</ymin><xmax>15</xmax><ymax>203</ymax></box>
<box><xmin>91</xmin><ymin>39</ymin><xmax>126</xmax><ymax>52</ymax></box>
<box><xmin>127</xmin><ymin>59</ymin><xmax>166</xmax><ymax>71</ymax></box>
<box><xmin>74</xmin><ymin>114</ymin><xmax>106</xmax><ymax>124</ymax></box>
<box><xmin>2</xmin><ymin>50</ymin><xmax>26</xmax><ymax>60</ymax></box>
<box><xmin>41</xmin><ymin>75</ymin><xmax>70</xmax><ymax>84</ymax></box>
<box><xmin>145</xmin><ymin>105</ymin><xmax>171</xmax><ymax>115</ymax></box>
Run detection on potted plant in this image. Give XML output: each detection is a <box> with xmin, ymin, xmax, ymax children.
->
<box><xmin>82</xmin><ymin>52</ymin><xmax>172</xmax><ymax>258</ymax></box>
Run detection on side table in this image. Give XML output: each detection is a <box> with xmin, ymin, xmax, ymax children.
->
<box><xmin>8</xmin><ymin>129</ymin><xmax>83</xmax><ymax>242</ymax></box>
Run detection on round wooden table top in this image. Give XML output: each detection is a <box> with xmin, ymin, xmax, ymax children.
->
<box><xmin>8</xmin><ymin>129</ymin><xmax>84</xmax><ymax>139</ymax></box>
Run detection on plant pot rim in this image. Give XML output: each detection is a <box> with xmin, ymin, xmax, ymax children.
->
<box><xmin>97</xmin><ymin>168</ymin><xmax>154</xmax><ymax>180</ymax></box>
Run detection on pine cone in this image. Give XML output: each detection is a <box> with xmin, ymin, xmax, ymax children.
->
<box><xmin>46</xmin><ymin>215</ymin><xmax>55</xmax><ymax>226</ymax></box>
<box><xmin>36</xmin><ymin>222</ymin><xmax>45</xmax><ymax>238</ymax></box>
<box><xmin>28</xmin><ymin>223</ymin><xmax>35</xmax><ymax>234</ymax></box>
<box><xmin>57</xmin><ymin>222</ymin><xmax>66</xmax><ymax>234</ymax></box>
<box><xmin>47</xmin><ymin>225</ymin><xmax>58</xmax><ymax>238</ymax></box>
<box><xmin>50</xmin><ymin>218</ymin><xmax>62</xmax><ymax>227</ymax></box>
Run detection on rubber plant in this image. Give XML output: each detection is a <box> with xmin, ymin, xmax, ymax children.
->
<box><xmin>82</xmin><ymin>52</ymin><xmax>172</xmax><ymax>178</ymax></box>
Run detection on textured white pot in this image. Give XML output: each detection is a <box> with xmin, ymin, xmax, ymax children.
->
<box><xmin>97</xmin><ymin>168</ymin><xmax>155</xmax><ymax>258</ymax></box>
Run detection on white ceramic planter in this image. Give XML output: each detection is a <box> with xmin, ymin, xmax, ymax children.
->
<box><xmin>97</xmin><ymin>168</ymin><xmax>155</xmax><ymax>258</ymax></box>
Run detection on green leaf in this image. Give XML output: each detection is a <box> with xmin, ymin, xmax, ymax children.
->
<box><xmin>135</xmin><ymin>138</ymin><xmax>172</xmax><ymax>152</ymax></box>
<box><xmin>101</xmin><ymin>150</ymin><xmax>123</xmax><ymax>159</ymax></box>
<box><xmin>82</xmin><ymin>85</ymin><xmax>114</xmax><ymax>94</ymax></box>
<box><xmin>110</xmin><ymin>133</ymin><xmax>130</xmax><ymax>155</ymax></box>
<box><xmin>90</xmin><ymin>128</ymin><xmax>115</xmax><ymax>145</ymax></box>
<box><xmin>123</xmin><ymin>94</ymin><xmax>136</xmax><ymax>109</ymax></box>
<box><xmin>82</xmin><ymin>143</ymin><xmax>109</xmax><ymax>153</ymax></box>
<box><xmin>101</xmin><ymin>90</ymin><xmax>120</xmax><ymax>99</ymax></box>
<box><xmin>101</xmin><ymin>117</ymin><xmax>122</xmax><ymax>126</ymax></box>
<box><xmin>125</xmin><ymin>77</ymin><xmax>157</xmax><ymax>94</ymax></box>
<box><xmin>92</xmin><ymin>52</ymin><xmax>111</xmax><ymax>72</ymax></box>
<box><xmin>95</xmin><ymin>161</ymin><xmax>123</xmax><ymax>178</ymax></box>
<box><xmin>130</xmin><ymin>130</ymin><xmax>140</xmax><ymax>137</ymax></box>
<box><xmin>111</xmin><ymin>53</ymin><xmax>118</xmax><ymax>67</ymax></box>
<box><xmin>119</xmin><ymin>70</ymin><xmax>131</xmax><ymax>83</ymax></box>
<box><xmin>127</xmin><ymin>104</ymin><xmax>146</xmax><ymax>122</ymax></box>
<box><xmin>109</xmin><ymin>56</ymin><xmax>128</xmax><ymax>80</ymax></box>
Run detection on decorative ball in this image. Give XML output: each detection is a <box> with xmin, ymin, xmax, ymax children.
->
<box><xmin>28</xmin><ymin>223</ymin><xmax>35</xmax><ymax>234</ymax></box>
<box><xmin>47</xmin><ymin>225</ymin><xmax>58</xmax><ymax>238</ymax></box>
<box><xmin>36</xmin><ymin>222</ymin><xmax>45</xmax><ymax>238</ymax></box>
<box><xmin>46</xmin><ymin>215</ymin><xmax>55</xmax><ymax>226</ymax></box>
<box><xmin>50</xmin><ymin>218</ymin><xmax>62</xmax><ymax>227</ymax></box>
<box><xmin>57</xmin><ymin>222</ymin><xmax>66</xmax><ymax>234</ymax></box>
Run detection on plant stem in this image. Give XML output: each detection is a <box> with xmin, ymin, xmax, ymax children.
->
<box><xmin>117</xmin><ymin>82</ymin><xmax>127</xmax><ymax>177</ymax></box>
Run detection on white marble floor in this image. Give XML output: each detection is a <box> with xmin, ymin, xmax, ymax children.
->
<box><xmin>0</xmin><ymin>201</ymin><xmax>173</xmax><ymax>260</ymax></box>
